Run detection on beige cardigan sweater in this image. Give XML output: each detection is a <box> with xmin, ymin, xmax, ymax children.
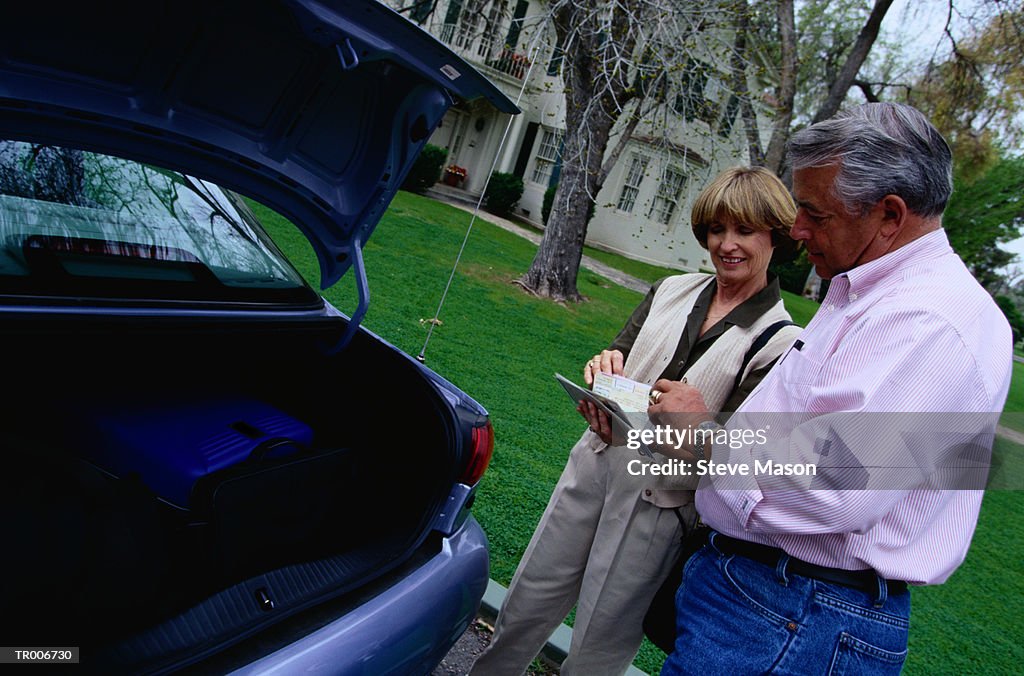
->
<box><xmin>580</xmin><ymin>273</ymin><xmax>800</xmax><ymax>508</ymax></box>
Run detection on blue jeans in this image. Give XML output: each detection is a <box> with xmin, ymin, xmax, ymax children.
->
<box><xmin>660</xmin><ymin>533</ymin><xmax>910</xmax><ymax>675</ymax></box>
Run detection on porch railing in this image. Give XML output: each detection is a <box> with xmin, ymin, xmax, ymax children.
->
<box><xmin>437</xmin><ymin>24</ymin><xmax>531</xmax><ymax>80</ymax></box>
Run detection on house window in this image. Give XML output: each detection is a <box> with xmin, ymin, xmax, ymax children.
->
<box><xmin>445</xmin><ymin>0</ymin><xmax>503</xmax><ymax>60</ymax></box>
<box><xmin>410</xmin><ymin>0</ymin><xmax>434</xmax><ymax>24</ymax></box>
<box><xmin>504</xmin><ymin>0</ymin><xmax>529</xmax><ymax>51</ymax></box>
<box><xmin>439</xmin><ymin>0</ymin><xmax>463</xmax><ymax>43</ymax></box>
<box><xmin>649</xmin><ymin>166</ymin><xmax>687</xmax><ymax>226</ymax></box>
<box><xmin>616</xmin><ymin>154</ymin><xmax>648</xmax><ymax>213</ymax></box>
<box><xmin>547</xmin><ymin>42</ymin><xmax>564</xmax><ymax>76</ymax></box>
<box><xmin>717</xmin><ymin>94</ymin><xmax>740</xmax><ymax>138</ymax></box>
<box><xmin>672</xmin><ymin>59</ymin><xmax>720</xmax><ymax>125</ymax></box>
<box><xmin>531</xmin><ymin>128</ymin><xmax>563</xmax><ymax>184</ymax></box>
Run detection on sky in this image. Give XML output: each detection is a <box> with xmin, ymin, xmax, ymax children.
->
<box><xmin>885</xmin><ymin>0</ymin><xmax>957</xmax><ymax>60</ymax></box>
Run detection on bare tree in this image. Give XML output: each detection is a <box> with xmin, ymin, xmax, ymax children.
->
<box><xmin>722</xmin><ymin>0</ymin><xmax>796</xmax><ymax>174</ymax></box>
<box><xmin>762</xmin><ymin>0</ymin><xmax>795</xmax><ymax>175</ymax></box>
<box><xmin>515</xmin><ymin>0</ymin><xmax>905</xmax><ymax>302</ymax></box>
<box><xmin>909</xmin><ymin>1</ymin><xmax>1024</xmax><ymax>181</ymax></box>
<box><xmin>517</xmin><ymin>0</ymin><xmax>743</xmax><ymax>302</ymax></box>
<box><xmin>811</xmin><ymin>0</ymin><xmax>895</xmax><ymax>123</ymax></box>
<box><xmin>730</xmin><ymin>0</ymin><xmax>765</xmax><ymax>166</ymax></box>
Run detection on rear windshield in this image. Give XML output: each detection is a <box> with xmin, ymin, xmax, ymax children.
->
<box><xmin>0</xmin><ymin>140</ymin><xmax>318</xmax><ymax>305</ymax></box>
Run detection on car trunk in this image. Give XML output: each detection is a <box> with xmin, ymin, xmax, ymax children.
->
<box><xmin>0</xmin><ymin>315</ymin><xmax>464</xmax><ymax>673</ymax></box>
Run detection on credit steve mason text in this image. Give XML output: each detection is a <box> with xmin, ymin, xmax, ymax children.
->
<box><xmin>627</xmin><ymin>459</ymin><xmax>817</xmax><ymax>477</ymax></box>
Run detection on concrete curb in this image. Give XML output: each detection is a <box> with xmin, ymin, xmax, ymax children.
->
<box><xmin>478</xmin><ymin>579</ymin><xmax>649</xmax><ymax>676</ymax></box>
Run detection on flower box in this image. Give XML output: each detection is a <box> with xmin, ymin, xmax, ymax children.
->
<box><xmin>443</xmin><ymin>164</ymin><xmax>467</xmax><ymax>186</ymax></box>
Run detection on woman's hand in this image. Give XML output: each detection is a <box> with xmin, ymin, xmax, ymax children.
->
<box><xmin>583</xmin><ymin>349</ymin><xmax>625</xmax><ymax>386</ymax></box>
<box><xmin>577</xmin><ymin>400</ymin><xmax>614</xmax><ymax>445</ymax></box>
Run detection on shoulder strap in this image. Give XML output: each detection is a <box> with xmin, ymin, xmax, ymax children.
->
<box><xmin>731</xmin><ymin>319</ymin><xmax>796</xmax><ymax>394</ymax></box>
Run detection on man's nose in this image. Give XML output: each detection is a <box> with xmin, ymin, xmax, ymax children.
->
<box><xmin>790</xmin><ymin>212</ymin><xmax>812</xmax><ymax>241</ymax></box>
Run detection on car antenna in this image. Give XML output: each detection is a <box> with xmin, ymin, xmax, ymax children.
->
<box><xmin>418</xmin><ymin>20</ymin><xmax>549</xmax><ymax>364</ymax></box>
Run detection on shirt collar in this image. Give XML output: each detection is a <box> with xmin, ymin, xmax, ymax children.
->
<box><xmin>840</xmin><ymin>229</ymin><xmax>951</xmax><ymax>297</ymax></box>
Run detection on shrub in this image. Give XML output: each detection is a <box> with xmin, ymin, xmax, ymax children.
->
<box><xmin>484</xmin><ymin>172</ymin><xmax>524</xmax><ymax>217</ymax></box>
<box><xmin>996</xmin><ymin>295</ymin><xmax>1024</xmax><ymax>344</ymax></box>
<box><xmin>401</xmin><ymin>144</ymin><xmax>447</xmax><ymax>193</ymax></box>
<box><xmin>770</xmin><ymin>249</ymin><xmax>812</xmax><ymax>296</ymax></box>
<box><xmin>542</xmin><ymin>183</ymin><xmax>557</xmax><ymax>225</ymax></box>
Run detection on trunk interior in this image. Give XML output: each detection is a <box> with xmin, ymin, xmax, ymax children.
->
<box><xmin>0</xmin><ymin>317</ymin><xmax>462</xmax><ymax>672</ymax></box>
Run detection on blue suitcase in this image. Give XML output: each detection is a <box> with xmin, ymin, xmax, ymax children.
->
<box><xmin>72</xmin><ymin>395</ymin><xmax>356</xmax><ymax>582</ymax></box>
<box><xmin>77</xmin><ymin>395</ymin><xmax>315</xmax><ymax>509</ymax></box>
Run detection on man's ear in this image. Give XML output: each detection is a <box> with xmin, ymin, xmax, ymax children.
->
<box><xmin>878</xmin><ymin>194</ymin><xmax>908</xmax><ymax>238</ymax></box>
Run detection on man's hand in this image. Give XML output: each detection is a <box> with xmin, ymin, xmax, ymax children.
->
<box><xmin>647</xmin><ymin>379</ymin><xmax>712</xmax><ymax>418</ymax></box>
<box><xmin>646</xmin><ymin>379</ymin><xmax>715</xmax><ymax>459</ymax></box>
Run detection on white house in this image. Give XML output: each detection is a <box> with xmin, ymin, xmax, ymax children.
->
<box><xmin>384</xmin><ymin>0</ymin><xmax>775</xmax><ymax>273</ymax></box>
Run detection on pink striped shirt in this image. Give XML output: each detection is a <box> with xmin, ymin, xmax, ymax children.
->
<box><xmin>696</xmin><ymin>229</ymin><xmax>1012</xmax><ymax>584</ymax></box>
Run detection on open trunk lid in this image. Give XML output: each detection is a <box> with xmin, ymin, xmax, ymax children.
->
<box><xmin>0</xmin><ymin>0</ymin><xmax>517</xmax><ymax>337</ymax></box>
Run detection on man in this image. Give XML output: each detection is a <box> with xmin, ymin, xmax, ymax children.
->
<box><xmin>648</xmin><ymin>102</ymin><xmax>1012</xmax><ymax>674</ymax></box>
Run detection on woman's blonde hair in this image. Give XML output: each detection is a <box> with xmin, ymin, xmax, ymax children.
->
<box><xmin>691</xmin><ymin>166</ymin><xmax>799</xmax><ymax>262</ymax></box>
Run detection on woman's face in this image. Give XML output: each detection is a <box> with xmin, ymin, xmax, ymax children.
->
<box><xmin>706</xmin><ymin>219</ymin><xmax>774</xmax><ymax>287</ymax></box>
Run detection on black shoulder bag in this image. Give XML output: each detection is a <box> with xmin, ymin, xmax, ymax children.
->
<box><xmin>641</xmin><ymin>319</ymin><xmax>796</xmax><ymax>654</ymax></box>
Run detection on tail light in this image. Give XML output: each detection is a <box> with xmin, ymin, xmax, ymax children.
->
<box><xmin>460</xmin><ymin>421</ymin><xmax>494</xmax><ymax>485</ymax></box>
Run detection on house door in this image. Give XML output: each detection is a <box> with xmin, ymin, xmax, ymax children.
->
<box><xmin>435</xmin><ymin>109</ymin><xmax>468</xmax><ymax>167</ymax></box>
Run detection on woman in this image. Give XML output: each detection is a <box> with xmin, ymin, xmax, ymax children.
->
<box><xmin>470</xmin><ymin>166</ymin><xmax>802</xmax><ymax>676</ymax></box>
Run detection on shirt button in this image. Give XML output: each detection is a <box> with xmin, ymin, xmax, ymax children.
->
<box><xmin>828</xmin><ymin>304</ymin><xmax>836</xmax><ymax>311</ymax></box>
<box><xmin>849</xmin><ymin>292</ymin><xmax>858</xmax><ymax>301</ymax></box>
<box><xmin>644</xmin><ymin>489</ymin><xmax>652</xmax><ymax>497</ymax></box>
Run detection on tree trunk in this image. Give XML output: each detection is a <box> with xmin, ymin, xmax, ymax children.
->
<box><xmin>517</xmin><ymin>78</ymin><xmax>619</xmax><ymax>302</ymax></box>
<box><xmin>764</xmin><ymin>0</ymin><xmax>796</xmax><ymax>176</ymax></box>
<box><xmin>518</xmin><ymin>0</ymin><xmax>640</xmax><ymax>302</ymax></box>
<box><xmin>731</xmin><ymin>0</ymin><xmax>764</xmax><ymax>165</ymax></box>
<box><xmin>812</xmin><ymin>0</ymin><xmax>895</xmax><ymax>123</ymax></box>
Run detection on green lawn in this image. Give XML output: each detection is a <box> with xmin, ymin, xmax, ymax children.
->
<box><xmin>493</xmin><ymin>217</ymin><xmax>676</xmax><ymax>288</ymax></box>
<box><xmin>581</xmin><ymin>242</ymin><xmax>694</xmax><ymax>285</ymax></box>
<box><xmin>508</xmin><ymin>216</ymin><xmax>822</xmax><ymax>327</ymax></box>
<box><xmin>256</xmin><ymin>191</ymin><xmax>1023</xmax><ymax>675</ymax></box>
<box><xmin>998</xmin><ymin>361</ymin><xmax>1024</xmax><ymax>434</ymax></box>
<box><xmin>1005</xmin><ymin>360</ymin><xmax>1024</xmax><ymax>412</ymax></box>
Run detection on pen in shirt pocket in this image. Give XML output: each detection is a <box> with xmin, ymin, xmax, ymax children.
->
<box><xmin>780</xmin><ymin>339</ymin><xmax>804</xmax><ymax>364</ymax></box>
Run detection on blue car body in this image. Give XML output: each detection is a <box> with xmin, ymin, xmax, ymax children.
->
<box><xmin>0</xmin><ymin>1</ymin><xmax>513</xmax><ymax>673</ymax></box>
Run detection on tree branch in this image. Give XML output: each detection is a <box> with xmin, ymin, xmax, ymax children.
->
<box><xmin>812</xmin><ymin>0</ymin><xmax>895</xmax><ymax>123</ymax></box>
<box><xmin>853</xmin><ymin>79</ymin><xmax>880</xmax><ymax>102</ymax></box>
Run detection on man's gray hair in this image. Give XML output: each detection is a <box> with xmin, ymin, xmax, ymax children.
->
<box><xmin>787</xmin><ymin>102</ymin><xmax>953</xmax><ymax>218</ymax></box>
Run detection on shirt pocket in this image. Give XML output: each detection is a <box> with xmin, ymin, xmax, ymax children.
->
<box><xmin>775</xmin><ymin>347</ymin><xmax>823</xmax><ymax>409</ymax></box>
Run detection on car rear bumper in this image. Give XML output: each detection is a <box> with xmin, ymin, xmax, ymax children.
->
<box><xmin>227</xmin><ymin>516</ymin><xmax>490</xmax><ymax>676</ymax></box>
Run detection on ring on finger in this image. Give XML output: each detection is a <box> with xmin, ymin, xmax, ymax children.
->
<box><xmin>649</xmin><ymin>390</ymin><xmax>662</xmax><ymax>404</ymax></box>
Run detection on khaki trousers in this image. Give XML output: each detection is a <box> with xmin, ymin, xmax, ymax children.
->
<box><xmin>470</xmin><ymin>439</ymin><xmax>692</xmax><ymax>676</ymax></box>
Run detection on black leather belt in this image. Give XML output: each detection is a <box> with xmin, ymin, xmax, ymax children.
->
<box><xmin>710</xmin><ymin>531</ymin><xmax>908</xmax><ymax>597</ymax></box>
